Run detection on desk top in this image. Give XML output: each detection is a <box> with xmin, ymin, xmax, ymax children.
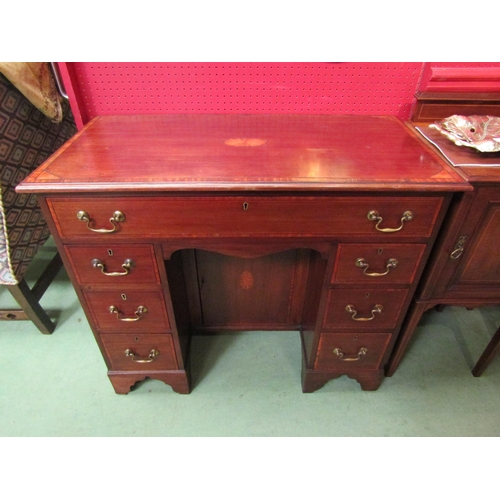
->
<box><xmin>18</xmin><ymin>114</ymin><xmax>470</xmax><ymax>194</ymax></box>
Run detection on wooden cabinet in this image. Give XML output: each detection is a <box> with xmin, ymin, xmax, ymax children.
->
<box><xmin>424</xmin><ymin>186</ymin><xmax>500</xmax><ymax>298</ymax></box>
<box><xmin>387</xmin><ymin>184</ymin><xmax>500</xmax><ymax>375</ymax></box>
<box><xmin>386</xmin><ymin>94</ymin><xmax>500</xmax><ymax>377</ymax></box>
<box><xmin>17</xmin><ymin>114</ymin><xmax>469</xmax><ymax>394</ymax></box>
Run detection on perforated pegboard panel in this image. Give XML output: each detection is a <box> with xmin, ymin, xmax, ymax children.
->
<box><xmin>60</xmin><ymin>62</ymin><xmax>424</xmax><ymax>128</ymax></box>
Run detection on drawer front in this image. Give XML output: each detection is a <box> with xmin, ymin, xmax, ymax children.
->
<box><xmin>101</xmin><ymin>333</ymin><xmax>178</xmax><ymax>371</ymax></box>
<box><xmin>332</xmin><ymin>243</ymin><xmax>426</xmax><ymax>285</ymax></box>
<box><xmin>323</xmin><ymin>288</ymin><xmax>409</xmax><ymax>330</ymax></box>
<box><xmin>84</xmin><ymin>291</ymin><xmax>170</xmax><ymax>332</ymax></box>
<box><xmin>65</xmin><ymin>245</ymin><xmax>160</xmax><ymax>285</ymax></box>
<box><xmin>48</xmin><ymin>196</ymin><xmax>443</xmax><ymax>239</ymax></box>
<box><xmin>315</xmin><ymin>332</ymin><xmax>392</xmax><ymax>370</ymax></box>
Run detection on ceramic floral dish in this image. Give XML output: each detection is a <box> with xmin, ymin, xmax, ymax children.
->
<box><xmin>429</xmin><ymin>115</ymin><xmax>500</xmax><ymax>153</ymax></box>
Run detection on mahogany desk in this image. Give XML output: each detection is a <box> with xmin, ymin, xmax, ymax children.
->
<box><xmin>17</xmin><ymin>114</ymin><xmax>469</xmax><ymax>394</ymax></box>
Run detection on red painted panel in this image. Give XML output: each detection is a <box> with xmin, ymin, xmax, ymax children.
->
<box><xmin>59</xmin><ymin>62</ymin><xmax>425</xmax><ymax>128</ymax></box>
<box><xmin>419</xmin><ymin>62</ymin><xmax>500</xmax><ymax>92</ymax></box>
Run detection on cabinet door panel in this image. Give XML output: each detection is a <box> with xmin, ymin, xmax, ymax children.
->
<box><xmin>418</xmin><ymin>186</ymin><xmax>500</xmax><ymax>298</ymax></box>
<box><xmin>195</xmin><ymin>249</ymin><xmax>298</xmax><ymax>328</ymax></box>
<box><xmin>456</xmin><ymin>202</ymin><xmax>500</xmax><ymax>285</ymax></box>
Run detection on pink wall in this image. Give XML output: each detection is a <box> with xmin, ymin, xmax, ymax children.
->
<box><xmin>57</xmin><ymin>62</ymin><xmax>500</xmax><ymax>130</ymax></box>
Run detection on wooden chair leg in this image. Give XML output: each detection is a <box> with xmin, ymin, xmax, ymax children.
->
<box><xmin>1</xmin><ymin>253</ymin><xmax>63</xmax><ymax>334</ymax></box>
<box><xmin>5</xmin><ymin>279</ymin><xmax>55</xmax><ymax>334</ymax></box>
<box><xmin>472</xmin><ymin>325</ymin><xmax>500</xmax><ymax>377</ymax></box>
<box><xmin>30</xmin><ymin>253</ymin><xmax>63</xmax><ymax>302</ymax></box>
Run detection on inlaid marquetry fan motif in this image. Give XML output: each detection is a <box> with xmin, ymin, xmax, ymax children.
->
<box><xmin>224</xmin><ymin>138</ymin><xmax>267</xmax><ymax>147</ymax></box>
<box><xmin>239</xmin><ymin>271</ymin><xmax>254</xmax><ymax>289</ymax></box>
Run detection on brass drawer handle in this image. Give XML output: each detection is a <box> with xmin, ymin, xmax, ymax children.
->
<box><xmin>109</xmin><ymin>305</ymin><xmax>148</xmax><ymax>321</ymax></box>
<box><xmin>367</xmin><ymin>210</ymin><xmax>413</xmax><ymax>233</ymax></box>
<box><xmin>356</xmin><ymin>257</ymin><xmax>398</xmax><ymax>276</ymax></box>
<box><xmin>450</xmin><ymin>236</ymin><xmax>467</xmax><ymax>259</ymax></box>
<box><xmin>346</xmin><ymin>304</ymin><xmax>383</xmax><ymax>321</ymax></box>
<box><xmin>77</xmin><ymin>210</ymin><xmax>125</xmax><ymax>233</ymax></box>
<box><xmin>124</xmin><ymin>348</ymin><xmax>159</xmax><ymax>363</ymax></box>
<box><xmin>92</xmin><ymin>258</ymin><xmax>135</xmax><ymax>276</ymax></box>
<box><xmin>333</xmin><ymin>347</ymin><xmax>368</xmax><ymax>361</ymax></box>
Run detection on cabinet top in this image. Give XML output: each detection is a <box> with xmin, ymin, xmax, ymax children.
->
<box><xmin>18</xmin><ymin>114</ymin><xmax>470</xmax><ymax>194</ymax></box>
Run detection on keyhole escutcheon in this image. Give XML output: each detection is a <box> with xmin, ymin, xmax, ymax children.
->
<box><xmin>243</xmin><ymin>202</ymin><xmax>249</xmax><ymax>211</ymax></box>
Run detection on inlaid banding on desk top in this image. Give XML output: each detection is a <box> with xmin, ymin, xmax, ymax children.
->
<box><xmin>17</xmin><ymin>114</ymin><xmax>469</xmax><ymax>192</ymax></box>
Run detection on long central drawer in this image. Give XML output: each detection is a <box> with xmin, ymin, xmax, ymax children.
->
<box><xmin>48</xmin><ymin>196</ymin><xmax>444</xmax><ymax>239</ymax></box>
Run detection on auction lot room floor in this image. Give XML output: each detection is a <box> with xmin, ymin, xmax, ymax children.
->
<box><xmin>1</xmin><ymin>241</ymin><xmax>499</xmax><ymax>438</ymax></box>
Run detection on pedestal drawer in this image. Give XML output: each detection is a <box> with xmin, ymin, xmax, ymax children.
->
<box><xmin>323</xmin><ymin>289</ymin><xmax>409</xmax><ymax>330</ymax></box>
<box><xmin>83</xmin><ymin>290</ymin><xmax>170</xmax><ymax>332</ymax></box>
<box><xmin>100</xmin><ymin>333</ymin><xmax>178</xmax><ymax>371</ymax></box>
<box><xmin>315</xmin><ymin>332</ymin><xmax>392</xmax><ymax>370</ymax></box>
<box><xmin>65</xmin><ymin>244</ymin><xmax>160</xmax><ymax>285</ymax></box>
<box><xmin>332</xmin><ymin>243</ymin><xmax>426</xmax><ymax>285</ymax></box>
<box><xmin>48</xmin><ymin>196</ymin><xmax>444</xmax><ymax>239</ymax></box>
